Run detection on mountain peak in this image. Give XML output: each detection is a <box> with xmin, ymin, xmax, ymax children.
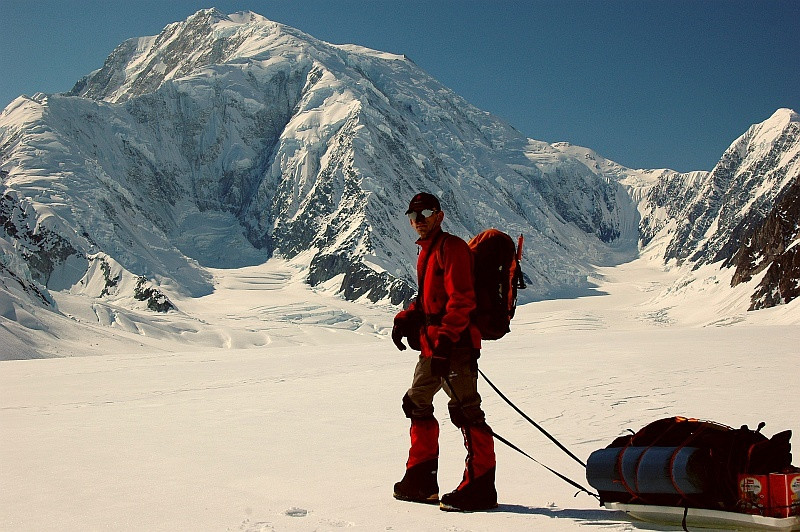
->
<box><xmin>187</xmin><ymin>8</ymin><xmax>277</xmax><ymax>28</ymax></box>
<box><xmin>773</xmin><ymin>107</ymin><xmax>800</xmax><ymax>124</ymax></box>
<box><xmin>189</xmin><ymin>7</ymin><xmax>227</xmax><ymax>21</ymax></box>
<box><xmin>731</xmin><ymin>106</ymin><xmax>800</xmax><ymax>161</ymax></box>
<box><xmin>3</xmin><ymin>6</ymin><xmax>799</xmax><ymax>334</ymax></box>
<box><xmin>67</xmin><ymin>8</ymin><xmax>295</xmax><ymax>103</ymax></box>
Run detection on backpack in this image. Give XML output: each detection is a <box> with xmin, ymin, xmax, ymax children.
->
<box><xmin>467</xmin><ymin>229</ymin><xmax>526</xmax><ymax>340</ymax></box>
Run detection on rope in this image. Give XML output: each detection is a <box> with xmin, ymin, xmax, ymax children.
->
<box><xmin>478</xmin><ymin>368</ymin><xmax>587</xmax><ymax>468</ymax></box>
<box><xmin>490</xmin><ymin>429</ymin><xmax>598</xmax><ymax>500</ymax></box>
<box><xmin>464</xmin><ymin>370</ymin><xmax>598</xmax><ymax>499</ymax></box>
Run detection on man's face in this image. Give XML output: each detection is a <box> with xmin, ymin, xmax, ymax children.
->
<box><xmin>408</xmin><ymin>209</ymin><xmax>443</xmax><ymax>240</ymax></box>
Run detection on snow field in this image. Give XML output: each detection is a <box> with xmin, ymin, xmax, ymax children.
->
<box><xmin>2</xmin><ymin>256</ymin><xmax>799</xmax><ymax>531</ymax></box>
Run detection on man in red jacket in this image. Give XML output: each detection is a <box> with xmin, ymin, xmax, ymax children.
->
<box><xmin>391</xmin><ymin>192</ymin><xmax>497</xmax><ymax>512</ymax></box>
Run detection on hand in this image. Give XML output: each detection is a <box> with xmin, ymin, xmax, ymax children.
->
<box><xmin>391</xmin><ymin>324</ymin><xmax>407</xmax><ymax>351</ymax></box>
<box><xmin>431</xmin><ymin>335</ymin><xmax>453</xmax><ymax>377</ymax></box>
<box><xmin>406</xmin><ymin>312</ymin><xmax>423</xmax><ymax>351</ymax></box>
<box><xmin>430</xmin><ymin>354</ymin><xmax>450</xmax><ymax>377</ymax></box>
<box><xmin>433</xmin><ymin>334</ymin><xmax>453</xmax><ymax>357</ymax></box>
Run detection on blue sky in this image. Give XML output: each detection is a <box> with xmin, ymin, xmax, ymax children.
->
<box><xmin>2</xmin><ymin>0</ymin><xmax>798</xmax><ymax>172</ymax></box>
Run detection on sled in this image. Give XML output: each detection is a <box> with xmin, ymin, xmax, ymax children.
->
<box><xmin>606</xmin><ymin>502</ymin><xmax>800</xmax><ymax>531</ymax></box>
<box><xmin>586</xmin><ymin>418</ymin><xmax>799</xmax><ymax>530</ymax></box>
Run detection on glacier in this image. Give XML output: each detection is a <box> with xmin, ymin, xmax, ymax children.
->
<box><xmin>1</xmin><ymin>9</ymin><xmax>799</xmax><ymax>357</ymax></box>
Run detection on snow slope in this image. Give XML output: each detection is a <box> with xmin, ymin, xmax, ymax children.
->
<box><xmin>0</xmin><ymin>8</ymin><xmax>654</xmax><ymax>318</ymax></box>
<box><xmin>2</xmin><ymin>252</ymin><xmax>798</xmax><ymax>531</ymax></box>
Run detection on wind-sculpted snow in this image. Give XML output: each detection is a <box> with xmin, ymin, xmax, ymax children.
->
<box><xmin>2</xmin><ymin>255</ymin><xmax>798</xmax><ymax>529</ymax></box>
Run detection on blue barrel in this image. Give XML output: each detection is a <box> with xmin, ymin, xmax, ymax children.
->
<box><xmin>586</xmin><ymin>446</ymin><xmax>709</xmax><ymax>495</ymax></box>
<box><xmin>585</xmin><ymin>447</ymin><xmax>629</xmax><ymax>492</ymax></box>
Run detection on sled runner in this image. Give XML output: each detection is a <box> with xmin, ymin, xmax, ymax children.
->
<box><xmin>606</xmin><ymin>502</ymin><xmax>800</xmax><ymax>531</ymax></box>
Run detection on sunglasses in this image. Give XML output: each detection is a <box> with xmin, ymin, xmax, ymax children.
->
<box><xmin>407</xmin><ymin>209</ymin><xmax>438</xmax><ymax>222</ymax></box>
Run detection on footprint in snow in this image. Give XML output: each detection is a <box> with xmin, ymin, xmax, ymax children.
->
<box><xmin>285</xmin><ymin>507</ymin><xmax>308</xmax><ymax>517</ymax></box>
<box><xmin>239</xmin><ymin>518</ymin><xmax>274</xmax><ymax>531</ymax></box>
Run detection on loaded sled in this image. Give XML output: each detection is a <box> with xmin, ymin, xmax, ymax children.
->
<box><xmin>586</xmin><ymin>417</ymin><xmax>800</xmax><ymax>530</ymax></box>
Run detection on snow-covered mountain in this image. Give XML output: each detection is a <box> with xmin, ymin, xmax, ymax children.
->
<box><xmin>0</xmin><ymin>10</ymin><xmax>639</xmax><ymax>306</ymax></box>
<box><xmin>635</xmin><ymin>108</ymin><xmax>800</xmax><ymax>309</ymax></box>
<box><xmin>1</xmin><ymin>8</ymin><xmax>798</xmax><ymax>354</ymax></box>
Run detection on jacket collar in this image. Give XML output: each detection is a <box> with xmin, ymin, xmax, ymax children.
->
<box><xmin>416</xmin><ymin>226</ymin><xmax>444</xmax><ymax>249</ymax></box>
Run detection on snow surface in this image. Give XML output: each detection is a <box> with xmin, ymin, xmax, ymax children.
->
<box><xmin>2</xmin><ymin>253</ymin><xmax>799</xmax><ymax>531</ymax></box>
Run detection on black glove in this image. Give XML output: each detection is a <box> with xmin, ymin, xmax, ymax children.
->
<box><xmin>392</xmin><ymin>312</ymin><xmax>424</xmax><ymax>351</ymax></box>
<box><xmin>406</xmin><ymin>313</ymin><xmax>422</xmax><ymax>351</ymax></box>
<box><xmin>431</xmin><ymin>335</ymin><xmax>453</xmax><ymax>377</ymax></box>
<box><xmin>391</xmin><ymin>323</ymin><xmax>407</xmax><ymax>351</ymax></box>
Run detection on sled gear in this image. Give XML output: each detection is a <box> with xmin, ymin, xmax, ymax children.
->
<box><xmin>604</xmin><ymin>502</ymin><xmax>800</xmax><ymax>531</ymax></box>
<box><xmin>393</xmin><ymin>458</ymin><xmax>440</xmax><ymax>504</ymax></box>
<box><xmin>394</xmin><ymin>418</ymin><xmax>440</xmax><ymax>504</ymax></box>
<box><xmin>405</xmin><ymin>192</ymin><xmax>441</xmax><ymax>214</ymax></box>
<box><xmin>467</xmin><ymin>229</ymin><xmax>525</xmax><ymax>340</ymax></box>
<box><xmin>586</xmin><ymin>416</ymin><xmax>795</xmax><ymax>512</ymax></box>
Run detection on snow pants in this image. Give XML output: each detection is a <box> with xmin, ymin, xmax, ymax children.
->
<box><xmin>401</xmin><ymin>348</ymin><xmax>496</xmax><ymax>486</ymax></box>
<box><xmin>402</xmin><ymin>348</ymin><xmax>487</xmax><ymax>427</ymax></box>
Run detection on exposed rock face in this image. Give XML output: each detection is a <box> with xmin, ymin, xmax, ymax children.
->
<box><xmin>633</xmin><ymin>109</ymin><xmax>800</xmax><ymax>310</ymax></box>
<box><xmin>1</xmin><ymin>192</ymin><xmax>78</xmax><ymax>289</ymax></box>
<box><xmin>639</xmin><ymin>110</ymin><xmax>800</xmax><ymax>269</ymax></box>
<box><xmin>728</xmin><ymin>173</ymin><xmax>800</xmax><ymax>309</ymax></box>
<box><xmin>134</xmin><ymin>276</ymin><xmax>175</xmax><ymax>312</ymax></box>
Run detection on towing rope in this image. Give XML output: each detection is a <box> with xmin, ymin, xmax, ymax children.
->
<box><xmin>479</xmin><ymin>369</ymin><xmax>587</xmax><ymax>468</ymax></box>
<box><xmin>490</xmin><ymin>428</ymin><xmax>599</xmax><ymax>500</ymax></box>
<box><xmin>476</xmin><ymin>369</ymin><xmax>598</xmax><ymax>499</ymax></box>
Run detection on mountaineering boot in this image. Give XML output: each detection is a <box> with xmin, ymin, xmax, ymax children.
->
<box><xmin>393</xmin><ymin>418</ymin><xmax>439</xmax><ymax>504</ymax></box>
<box><xmin>393</xmin><ymin>458</ymin><xmax>439</xmax><ymax>504</ymax></box>
<box><xmin>440</xmin><ymin>466</ymin><xmax>497</xmax><ymax>512</ymax></box>
<box><xmin>440</xmin><ymin>423</ymin><xmax>497</xmax><ymax>512</ymax></box>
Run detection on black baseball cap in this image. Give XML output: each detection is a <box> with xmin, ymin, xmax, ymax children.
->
<box><xmin>405</xmin><ymin>192</ymin><xmax>441</xmax><ymax>214</ymax></box>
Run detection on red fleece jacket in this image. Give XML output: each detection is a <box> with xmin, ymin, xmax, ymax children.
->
<box><xmin>396</xmin><ymin>228</ymin><xmax>481</xmax><ymax>357</ymax></box>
